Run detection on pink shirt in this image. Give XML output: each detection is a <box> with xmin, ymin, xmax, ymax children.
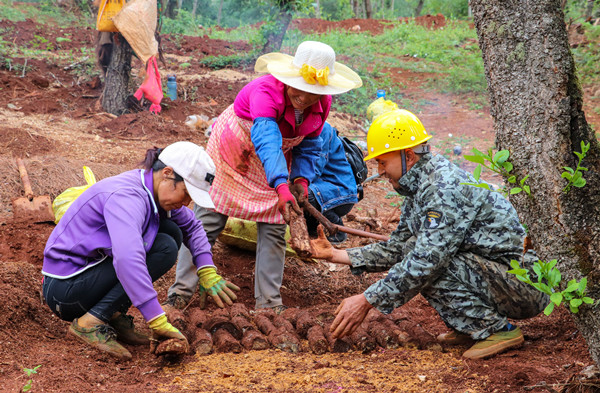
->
<box><xmin>233</xmin><ymin>75</ymin><xmax>332</xmax><ymax>138</ymax></box>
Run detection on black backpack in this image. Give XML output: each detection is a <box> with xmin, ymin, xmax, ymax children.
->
<box><xmin>337</xmin><ymin>130</ymin><xmax>369</xmax><ymax>201</ymax></box>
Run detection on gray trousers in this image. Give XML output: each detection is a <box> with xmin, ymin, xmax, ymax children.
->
<box><xmin>168</xmin><ymin>204</ymin><xmax>287</xmax><ymax>309</ymax></box>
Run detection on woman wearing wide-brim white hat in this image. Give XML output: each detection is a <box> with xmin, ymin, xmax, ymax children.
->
<box><xmin>165</xmin><ymin>41</ymin><xmax>362</xmax><ymax>315</ymax></box>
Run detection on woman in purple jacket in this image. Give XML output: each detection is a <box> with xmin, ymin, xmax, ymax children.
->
<box><xmin>42</xmin><ymin>141</ymin><xmax>239</xmax><ymax>360</ymax></box>
<box><xmin>165</xmin><ymin>41</ymin><xmax>362</xmax><ymax>314</ymax></box>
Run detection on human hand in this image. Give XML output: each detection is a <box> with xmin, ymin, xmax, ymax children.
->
<box><xmin>148</xmin><ymin>314</ymin><xmax>189</xmax><ymax>354</ymax></box>
<box><xmin>330</xmin><ymin>294</ymin><xmax>373</xmax><ymax>339</ymax></box>
<box><xmin>276</xmin><ymin>183</ymin><xmax>302</xmax><ymax>223</ymax></box>
<box><xmin>309</xmin><ymin>225</ymin><xmax>334</xmax><ymax>260</ymax></box>
<box><xmin>290</xmin><ymin>178</ymin><xmax>309</xmax><ymax>204</ymax></box>
<box><xmin>197</xmin><ymin>267</ymin><xmax>240</xmax><ymax>309</ymax></box>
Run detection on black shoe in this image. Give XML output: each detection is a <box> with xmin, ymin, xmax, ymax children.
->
<box><xmin>327</xmin><ymin>231</ymin><xmax>347</xmax><ymax>244</ymax></box>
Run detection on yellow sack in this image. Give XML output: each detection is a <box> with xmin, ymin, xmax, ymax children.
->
<box><xmin>52</xmin><ymin>166</ymin><xmax>97</xmax><ymax>224</ymax></box>
<box><xmin>97</xmin><ymin>0</ymin><xmax>125</xmax><ymax>32</ymax></box>
<box><xmin>366</xmin><ymin>97</ymin><xmax>399</xmax><ymax>122</ymax></box>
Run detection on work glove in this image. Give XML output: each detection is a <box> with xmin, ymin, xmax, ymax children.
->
<box><xmin>276</xmin><ymin>183</ymin><xmax>302</xmax><ymax>223</ymax></box>
<box><xmin>290</xmin><ymin>178</ymin><xmax>309</xmax><ymax>205</ymax></box>
<box><xmin>197</xmin><ymin>267</ymin><xmax>240</xmax><ymax>309</ymax></box>
<box><xmin>148</xmin><ymin>314</ymin><xmax>188</xmax><ymax>354</ymax></box>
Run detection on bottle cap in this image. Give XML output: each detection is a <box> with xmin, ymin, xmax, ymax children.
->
<box><xmin>167</xmin><ymin>75</ymin><xmax>176</xmax><ymax>82</ymax></box>
<box><xmin>376</xmin><ymin>89</ymin><xmax>386</xmax><ymax>98</ymax></box>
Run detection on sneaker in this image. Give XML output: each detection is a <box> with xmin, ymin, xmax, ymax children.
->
<box><xmin>462</xmin><ymin>326</ymin><xmax>524</xmax><ymax>359</ymax></box>
<box><xmin>109</xmin><ymin>314</ymin><xmax>149</xmax><ymax>346</ymax></box>
<box><xmin>437</xmin><ymin>330</ymin><xmax>473</xmax><ymax>345</ymax></box>
<box><xmin>271</xmin><ymin>305</ymin><xmax>288</xmax><ymax>315</ymax></box>
<box><xmin>162</xmin><ymin>293</ymin><xmax>189</xmax><ymax>310</ymax></box>
<box><xmin>69</xmin><ymin>319</ymin><xmax>132</xmax><ymax>360</ymax></box>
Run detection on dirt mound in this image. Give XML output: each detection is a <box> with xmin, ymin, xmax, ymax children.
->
<box><xmin>290</xmin><ymin>14</ymin><xmax>446</xmax><ymax>35</ymax></box>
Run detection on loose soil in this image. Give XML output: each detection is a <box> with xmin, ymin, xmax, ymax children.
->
<box><xmin>0</xmin><ymin>16</ymin><xmax>599</xmax><ymax>393</ymax></box>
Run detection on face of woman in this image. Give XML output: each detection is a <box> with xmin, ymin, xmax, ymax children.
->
<box><xmin>156</xmin><ymin>168</ymin><xmax>192</xmax><ymax>211</ymax></box>
<box><xmin>286</xmin><ymin>86</ymin><xmax>322</xmax><ymax>111</ymax></box>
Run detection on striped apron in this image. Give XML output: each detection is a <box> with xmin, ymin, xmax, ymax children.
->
<box><xmin>207</xmin><ymin>104</ymin><xmax>303</xmax><ymax>225</ymax></box>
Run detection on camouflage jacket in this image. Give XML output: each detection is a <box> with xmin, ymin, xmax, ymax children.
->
<box><xmin>347</xmin><ymin>153</ymin><xmax>527</xmax><ymax>314</ymax></box>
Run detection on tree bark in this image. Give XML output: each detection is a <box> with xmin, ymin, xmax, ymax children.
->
<box><xmin>191</xmin><ymin>0</ymin><xmax>199</xmax><ymax>16</ymax></box>
<box><xmin>364</xmin><ymin>0</ymin><xmax>372</xmax><ymax>18</ymax></box>
<box><xmin>414</xmin><ymin>0</ymin><xmax>424</xmax><ymax>17</ymax></box>
<box><xmin>217</xmin><ymin>0</ymin><xmax>223</xmax><ymax>25</ymax></box>
<box><xmin>261</xmin><ymin>8</ymin><xmax>292</xmax><ymax>53</ymax></box>
<box><xmin>101</xmin><ymin>35</ymin><xmax>132</xmax><ymax>116</ymax></box>
<box><xmin>585</xmin><ymin>0</ymin><xmax>596</xmax><ymax>19</ymax></box>
<box><xmin>470</xmin><ymin>0</ymin><xmax>600</xmax><ymax>365</ymax></box>
<box><xmin>315</xmin><ymin>0</ymin><xmax>320</xmax><ymax>18</ymax></box>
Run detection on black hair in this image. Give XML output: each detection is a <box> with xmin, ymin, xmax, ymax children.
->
<box><xmin>140</xmin><ymin>147</ymin><xmax>184</xmax><ymax>183</ymax></box>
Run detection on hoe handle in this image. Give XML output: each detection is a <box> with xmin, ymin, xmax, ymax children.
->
<box><xmin>16</xmin><ymin>158</ymin><xmax>34</xmax><ymax>200</ymax></box>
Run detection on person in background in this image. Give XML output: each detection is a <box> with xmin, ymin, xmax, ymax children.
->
<box><xmin>309</xmin><ymin>109</ymin><xmax>549</xmax><ymax>359</ymax></box>
<box><xmin>164</xmin><ymin>40</ymin><xmax>362</xmax><ymax>314</ymax></box>
<box><xmin>42</xmin><ymin>142</ymin><xmax>239</xmax><ymax>360</ymax></box>
<box><xmin>304</xmin><ymin>121</ymin><xmax>358</xmax><ymax>244</ymax></box>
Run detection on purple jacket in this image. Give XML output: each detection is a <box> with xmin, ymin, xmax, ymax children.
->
<box><xmin>42</xmin><ymin>169</ymin><xmax>214</xmax><ymax>321</ymax></box>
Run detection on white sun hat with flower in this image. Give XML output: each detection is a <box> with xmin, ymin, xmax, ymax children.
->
<box><xmin>254</xmin><ymin>40</ymin><xmax>363</xmax><ymax>96</ymax></box>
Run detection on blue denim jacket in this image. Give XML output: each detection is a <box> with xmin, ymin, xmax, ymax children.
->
<box><xmin>309</xmin><ymin>122</ymin><xmax>358</xmax><ymax>211</ymax></box>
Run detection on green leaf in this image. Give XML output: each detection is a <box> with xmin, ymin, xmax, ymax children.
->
<box><xmin>179</xmin><ymin>62</ymin><xmax>191</xmax><ymax>68</ymax></box>
<box><xmin>570</xmin><ymin>298</ymin><xmax>583</xmax><ymax>308</ymax></box>
<box><xmin>502</xmin><ymin>161</ymin><xmax>514</xmax><ymax>172</ymax></box>
<box><xmin>510</xmin><ymin>187</ymin><xmax>522</xmax><ymax>194</ymax></box>
<box><xmin>547</xmin><ymin>260</ymin><xmax>558</xmax><ymax>270</ymax></box>
<box><xmin>565</xmin><ymin>281</ymin><xmax>580</xmax><ymax>293</ymax></box>
<box><xmin>548</xmin><ymin>269</ymin><xmax>561</xmax><ymax>287</ymax></box>
<box><xmin>573</xmin><ymin>178</ymin><xmax>586</xmax><ymax>188</ymax></box>
<box><xmin>493</xmin><ymin>150</ymin><xmax>509</xmax><ymax>164</ymax></box>
<box><xmin>550</xmin><ymin>292</ymin><xmax>563</xmax><ymax>306</ymax></box>
<box><xmin>543</xmin><ymin>302</ymin><xmax>555</xmax><ymax>316</ymax></box>
<box><xmin>532</xmin><ymin>264</ymin><xmax>542</xmax><ymax>279</ymax></box>
<box><xmin>562</xmin><ymin>167</ymin><xmax>574</xmax><ymax>174</ymax></box>
<box><xmin>507</xmin><ymin>268</ymin><xmax>527</xmax><ymax>277</ymax></box>
<box><xmin>510</xmin><ymin>260</ymin><xmax>521</xmax><ymax>269</ymax></box>
<box><xmin>507</xmin><ymin>175</ymin><xmax>516</xmax><ymax>183</ymax></box>
<box><xmin>582</xmin><ymin>297</ymin><xmax>594</xmax><ymax>304</ymax></box>
<box><xmin>569</xmin><ymin>304</ymin><xmax>580</xmax><ymax>313</ymax></box>
<box><xmin>473</xmin><ymin>164</ymin><xmax>482</xmax><ymax>180</ymax></box>
<box><xmin>56</xmin><ymin>37</ymin><xmax>71</xmax><ymax>43</ymax></box>
<box><xmin>464</xmin><ymin>155</ymin><xmax>485</xmax><ymax>164</ymax></box>
<box><xmin>523</xmin><ymin>185</ymin><xmax>531</xmax><ymax>195</ymax></box>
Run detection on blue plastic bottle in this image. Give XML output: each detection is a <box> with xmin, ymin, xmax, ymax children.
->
<box><xmin>167</xmin><ymin>75</ymin><xmax>177</xmax><ymax>101</ymax></box>
<box><xmin>376</xmin><ymin>89</ymin><xmax>386</xmax><ymax>98</ymax></box>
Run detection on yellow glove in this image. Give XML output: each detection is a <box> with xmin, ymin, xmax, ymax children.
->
<box><xmin>148</xmin><ymin>314</ymin><xmax>188</xmax><ymax>354</ymax></box>
<box><xmin>197</xmin><ymin>267</ymin><xmax>240</xmax><ymax>309</ymax></box>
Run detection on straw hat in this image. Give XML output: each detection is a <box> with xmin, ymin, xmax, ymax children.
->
<box><xmin>255</xmin><ymin>41</ymin><xmax>362</xmax><ymax>95</ymax></box>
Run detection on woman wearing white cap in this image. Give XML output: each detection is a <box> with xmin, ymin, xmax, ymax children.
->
<box><xmin>42</xmin><ymin>141</ymin><xmax>239</xmax><ymax>359</ymax></box>
<box><xmin>166</xmin><ymin>41</ymin><xmax>362</xmax><ymax>314</ymax></box>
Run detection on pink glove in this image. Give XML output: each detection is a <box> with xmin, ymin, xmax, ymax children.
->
<box><xmin>291</xmin><ymin>177</ymin><xmax>309</xmax><ymax>203</ymax></box>
<box><xmin>276</xmin><ymin>183</ymin><xmax>301</xmax><ymax>223</ymax></box>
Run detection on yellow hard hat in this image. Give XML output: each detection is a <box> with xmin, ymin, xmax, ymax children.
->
<box><xmin>364</xmin><ymin>109</ymin><xmax>432</xmax><ymax>161</ymax></box>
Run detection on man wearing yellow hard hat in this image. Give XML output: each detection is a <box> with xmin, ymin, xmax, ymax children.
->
<box><xmin>310</xmin><ymin>109</ymin><xmax>549</xmax><ymax>359</ymax></box>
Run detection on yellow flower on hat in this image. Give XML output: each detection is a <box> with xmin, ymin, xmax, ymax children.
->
<box><xmin>300</xmin><ymin>64</ymin><xmax>330</xmax><ymax>86</ymax></box>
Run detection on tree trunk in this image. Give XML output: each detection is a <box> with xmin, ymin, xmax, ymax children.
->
<box><xmin>471</xmin><ymin>0</ymin><xmax>600</xmax><ymax>365</ymax></box>
<box><xmin>585</xmin><ymin>0</ymin><xmax>595</xmax><ymax>19</ymax></box>
<box><xmin>390</xmin><ymin>0</ymin><xmax>394</xmax><ymax>15</ymax></box>
<box><xmin>217</xmin><ymin>0</ymin><xmax>223</xmax><ymax>25</ymax></box>
<box><xmin>315</xmin><ymin>0</ymin><xmax>320</xmax><ymax>18</ymax></box>
<box><xmin>414</xmin><ymin>0</ymin><xmax>424</xmax><ymax>17</ymax></box>
<box><xmin>191</xmin><ymin>0</ymin><xmax>199</xmax><ymax>16</ymax></box>
<box><xmin>101</xmin><ymin>35</ymin><xmax>133</xmax><ymax>115</ymax></box>
<box><xmin>364</xmin><ymin>0</ymin><xmax>372</xmax><ymax>18</ymax></box>
<box><xmin>261</xmin><ymin>9</ymin><xmax>292</xmax><ymax>54</ymax></box>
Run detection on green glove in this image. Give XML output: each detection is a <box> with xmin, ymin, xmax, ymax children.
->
<box><xmin>197</xmin><ymin>267</ymin><xmax>240</xmax><ymax>309</ymax></box>
<box><xmin>148</xmin><ymin>314</ymin><xmax>188</xmax><ymax>354</ymax></box>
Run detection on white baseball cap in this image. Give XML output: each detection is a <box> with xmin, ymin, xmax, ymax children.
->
<box><xmin>158</xmin><ymin>141</ymin><xmax>216</xmax><ymax>209</ymax></box>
